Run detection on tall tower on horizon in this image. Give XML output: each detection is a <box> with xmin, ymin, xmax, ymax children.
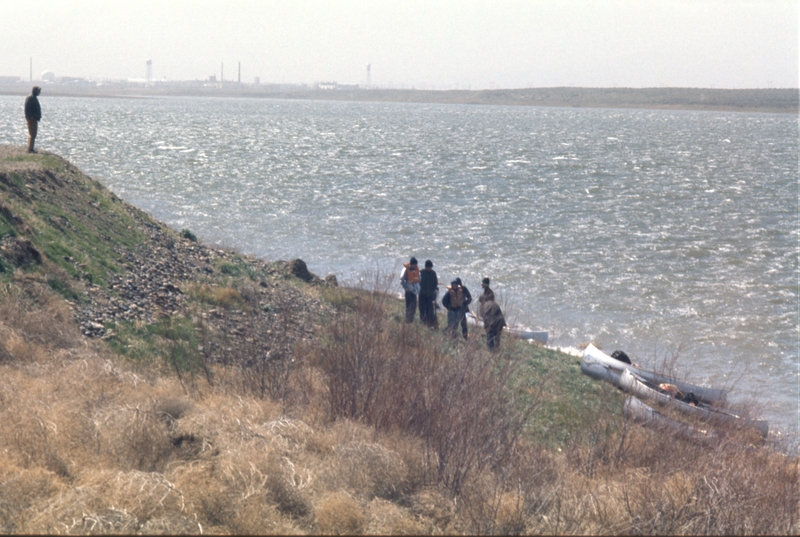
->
<box><xmin>238</xmin><ymin>62</ymin><xmax>241</xmax><ymax>84</ymax></box>
<box><xmin>146</xmin><ymin>60</ymin><xmax>152</xmax><ymax>85</ymax></box>
<box><xmin>366</xmin><ymin>64</ymin><xmax>371</xmax><ymax>88</ymax></box>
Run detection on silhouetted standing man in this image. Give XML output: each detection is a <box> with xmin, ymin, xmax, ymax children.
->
<box><xmin>418</xmin><ymin>260</ymin><xmax>439</xmax><ymax>328</ymax></box>
<box><xmin>24</xmin><ymin>86</ymin><xmax>42</xmax><ymax>153</ymax></box>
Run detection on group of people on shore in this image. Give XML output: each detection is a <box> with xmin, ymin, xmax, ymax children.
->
<box><xmin>400</xmin><ymin>257</ymin><xmax>506</xmax><ymax>350</ymax></box>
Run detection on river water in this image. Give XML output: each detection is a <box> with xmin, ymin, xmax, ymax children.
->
<box><xmin>1</xmin><ymin>95</ymin><xmax>797</xmax><ymax>438</ymax></box>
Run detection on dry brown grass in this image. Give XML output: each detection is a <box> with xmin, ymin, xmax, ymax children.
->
<box><xmin>0</xmin><ymin>280</ymin><xmax>797</xmax><ymax>535</ymax></box>
<box><xmin>314</xmin><ymin>492</ymin><xmax>366</xmax><ymax>535</ymax></box>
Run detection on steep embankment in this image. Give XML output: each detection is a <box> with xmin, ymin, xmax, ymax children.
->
<box><xmin>0</xmin><ymin>145</ymin><xmax>333</xmax><ymax>370</ymax></box>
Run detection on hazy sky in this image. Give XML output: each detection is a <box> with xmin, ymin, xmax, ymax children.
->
<box><xmin>1</xmin><ymin>0</ymin><xmax>797</xmax><ymax>89</ymax></box>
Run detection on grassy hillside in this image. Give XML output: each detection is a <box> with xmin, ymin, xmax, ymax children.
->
<box><xmin>0</xmin><ymin>146</ymin><xmax>796</xmax><ymax>535</ymax></box>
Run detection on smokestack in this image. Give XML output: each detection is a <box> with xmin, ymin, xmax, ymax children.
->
<box><xmin>221</xmin><ymin>62</ymin><xmax>223</xmax><ymax>83</ymax></box>
<box><xmin>238</xmin><ymin>62</ymin><xmax>241</xmax><ymax>84</ymax></box>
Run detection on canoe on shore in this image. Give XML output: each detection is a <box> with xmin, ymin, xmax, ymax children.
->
<box><xmin>581</xmin><ymin>343</ymin><xmax>727</xmax><ymax>405</ymax></box>
<box><xmin>466</xmin><ymin>311</ymin><xmax>548</xmax><ymax>344</ymax></box>
<box><xmin>507</xmin><ymin>328</ymin><xmax>548</xmax><ymax>344</ymax></box>
<box><xmin>619</xmin><ymin>368</ymin><xmax>769</xmax><ymax>438</ymax></box>
<box><xmin>623</xmin><ymin>396</ymin><xmax>718</xmax><ymax>446</ymax></box>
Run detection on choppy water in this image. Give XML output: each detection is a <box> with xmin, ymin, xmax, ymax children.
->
<box><xmin>1</xmin><ymin>95</ymin><xmax>797</xmax><ymax>437</ymax></box>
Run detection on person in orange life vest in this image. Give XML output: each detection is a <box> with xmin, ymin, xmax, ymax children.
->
<box><xmin>400</xmin><ymin>257</ymin><xmax>421</xmax><ymax>323</ymax></box>
<box><xmin>442</xmin><ymin>278</ymin><xmax>472</xmax><ymax>339</ymax></box>
<box><xmin>418</xmin><ymin>259</ymin><xmax>439</xmax><ymax>328</ymax></box>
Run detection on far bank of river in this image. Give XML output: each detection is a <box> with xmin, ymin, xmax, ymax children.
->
<box><xmin>0</xmin><ymin>83</ymin><xmax>797</xmax><ymax>114</ymax></box>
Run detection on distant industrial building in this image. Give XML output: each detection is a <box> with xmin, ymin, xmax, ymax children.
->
<box><xmin>316</xmin><ymin>81</ymin><xmax>360</xmax><ymax>90</ymax></box>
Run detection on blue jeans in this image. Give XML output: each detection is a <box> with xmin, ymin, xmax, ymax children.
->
<box><xmin>447</xmin><ymin>308</ymin><xmax>467</xmax><ymax>339</ymax></box>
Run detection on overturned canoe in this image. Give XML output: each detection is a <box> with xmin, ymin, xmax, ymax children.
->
<box><xmin>623</xmin><ymin>396</ymin><xmax>718</xmax><ymax>446</ymax></box>
<box><xmin>582</xmin><ymin>343</ymin><xmax>727</xmax><ymax>405</ymax></box>
<box><xmin>619</xmin><ymin>368</ymin><xmax>769</xmax><ymax>438</ymax></box>
<box><xmin>507</xmin><ymin>328</ymin><xmax>548</xmax><ymax>344</ymax></box>
<box><xmin>466</xmin><ymin>311</ymin><xmax>547</xmax><ymax>344</ymax></box>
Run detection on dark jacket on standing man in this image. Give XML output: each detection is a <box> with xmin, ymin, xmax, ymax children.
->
<box><xmin>25</xmin><ymin>93</ymin><xmax>41</xmax><ymax>121</ymax></box>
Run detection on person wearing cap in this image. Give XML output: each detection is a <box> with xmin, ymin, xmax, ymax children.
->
<box><xmin>24</xmin><ymin>86</ymin><xmax>42</xmax><ymax>153</ymax></box>
<box><xmin>418</xmin><ymin>259</ymin><xmax>439</xmax><ymax>328</ymax></box>
<box><xmin>400</xmin><ymin>257</ymin><xmax>421</xmax><ymax>323</ymax></box>
<box><xmin>442</xmin><ymin>278</ymin><xmax>472</xmax><ymax>339</ymax></box>
<box><xmin>478</xmin><ymin>277</ymin><xmax>495</xmax><ymax>306</ymax></box>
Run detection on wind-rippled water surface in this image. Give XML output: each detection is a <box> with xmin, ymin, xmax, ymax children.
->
<box><xmin>1</xmin><ymin>96</ymin><xmax>797</xmax><ymax>435</ymax></box>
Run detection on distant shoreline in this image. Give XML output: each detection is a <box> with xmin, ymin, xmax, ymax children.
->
<box><xmin>1</xmin><ymin>84</ymin><xmax>797</xmax><ymax>114</ymax></box>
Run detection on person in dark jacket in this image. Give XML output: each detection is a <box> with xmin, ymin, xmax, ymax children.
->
<box><xmin>24</xmin><ymin>86</ymin><xmax>42</xmax><ymax>153</ymax></box>
<box><xmin>480</xmin><ymin>300</ymin><xmax>506</xmax><ymax>351</ymax></box>
<box><xmin>442</xmin><ymin>278</ymin><xmax>472</xmax><ymax>339</ymax></box>
<box><xmin>418</xmin><ymin>259</ymin><xmax>439</xmax><ymax>328</ymax></box>
<box><xmin>455</xmin><ymin>278</ymin><xmax>472</xmax><ymax>338</ymax></box>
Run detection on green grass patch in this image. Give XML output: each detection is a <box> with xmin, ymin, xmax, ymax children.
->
<box><xmin>2</xmin><ymin>154</ymin><xmax>65</xmax><ymax>171</ymax></box>
<box><xmin>180</xmin><ymin>228</ymin><xmax>197</xmax><ymax>242</ymax></box>
<box><xmin>47</xmin><ymin>276</ymin><xmax>82</xmax><ymax>301</ymax></box>
<box><xmin>187</xmin><ymin>283</ymin><xmax>248</xmax><ymax>310</ymax></box>
<box><xmin>512</xmin><ymin>342</ymin><xmax>625</xmax><ymax>447</ymax></box>
<box><xmin>219</xmin><ymin>262</ymin><xmax>241</xmax><ymax>276</ymax></box>
<box><xmin>107</xmin><ymin>316</ymin><xmax>204</xmax><ymax>373</ymax></box>
<box><xmin>319</xmin><ymin>286</ymin><xmax>358</xmax><ymax>310</ymax></box>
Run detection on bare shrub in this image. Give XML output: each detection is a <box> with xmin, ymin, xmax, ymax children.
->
<box><xmin>405</xmin><ymin>487</ymin><xmax>458</xmax><ymax>532</ymax></box>
<box><xmin>456</xmin><ymin>440</ymin><xmax>568</xmax><ymax>534</ymax></box>
<box><xmin>563</xmin><ymin>408</ymin><xmax>630</xmax><ymax>478</ymax></box>
<box><xmin>314</xmin><ymin>290</ymin><xmax>532</xmax><ymax>495</ymax></box>
<box><xmin>315</xmin><ymin>295</ymin><xmax>390</xmax><ymax>421</ymax></box>
<box><xmin>314</xmin><ymin>492</ymin><xmax>366</xmax><ymax>535</ymax></box>
<box><xmin>238</xmin><ymin>287</ymin><xmax>301</xmax><ymax>403</ymax></box>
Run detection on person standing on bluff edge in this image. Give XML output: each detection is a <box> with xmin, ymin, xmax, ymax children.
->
<box><xmin>24</xmin><ymin>86</ymin><xmax>42</xmax><ymax>153</ymax></box>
